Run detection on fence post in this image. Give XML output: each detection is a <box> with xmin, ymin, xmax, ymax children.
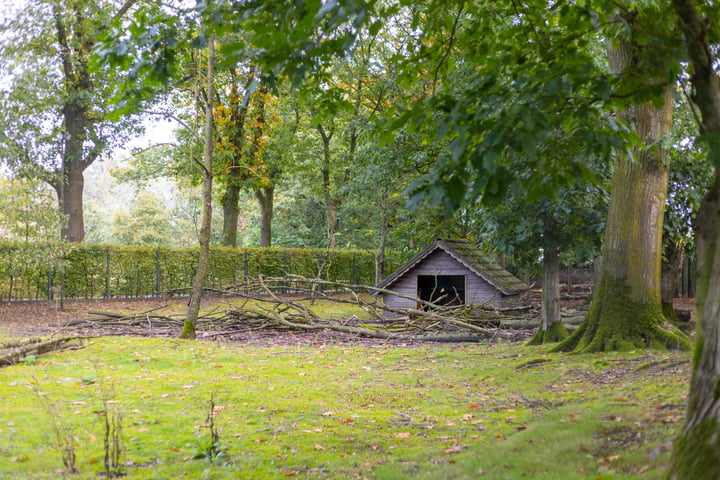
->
<box><xmin>243</xmin><ymin>248</ymin><xmax>249</xmax><ymax>295</ymax></box>
<box><xmin>104</xmin><ymin>246</ymin><xmax>111</xmax><ymax>299</ymax></box>
<box><xmin>283</xmin><ymin>251</ymin><xmax>288</xmax><ymax>294</ymax></box>
<box><xmin>351</xmin><ymin>253</ymin><xmax>357</xmax><ymax>285</ymax></box>
<box><xmin>155</xmin><ymin>247</ymin><xmax>161</xmax><ymax>297</ymax></box>
<box><xmin>47</xmin><ymin>270</ymin><xmax>54</xmax><ymax>300</ymax></box>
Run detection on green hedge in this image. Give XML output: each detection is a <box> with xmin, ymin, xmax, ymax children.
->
<box><xmin>0</xmin><ymin>243</ymin><xmax>402</xmax><ymax>302</ymax></box>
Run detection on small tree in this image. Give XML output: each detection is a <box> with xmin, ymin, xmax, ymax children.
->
<box><xmin>180</xmin><ymin>35</ymin><xmax>215</xmax><ymax>340</ymax></box>
<box><xmin>111</xmin><ymin>192</ymin><xmax>172</xmax><ymax>246</ymax></box>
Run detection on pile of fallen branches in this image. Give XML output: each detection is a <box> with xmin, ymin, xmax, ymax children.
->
<box><xmin>0</xmin><ymin>336</ymin><xmax>86</xmax><ymax>367</ymax></box>
<box><xmin>210</xmin><ymin>276</ymin><xmax>540</xmax><ymax>343</ymax></box>
<box><xmin>59</xmin><ymin>276</ymin><xmax>551</xmax><ymax>343</ymax></box>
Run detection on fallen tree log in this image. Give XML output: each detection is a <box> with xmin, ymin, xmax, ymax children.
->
<box><xmin>0</xmin><ymin>336</ymin><xmax>87</xmax><ymax>367</ymax></box>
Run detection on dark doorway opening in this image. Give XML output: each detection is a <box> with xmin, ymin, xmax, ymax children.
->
<box><xmin>417</xmin><ymin>275</ymin><xmax>466</xmax><ymax>308</ymax></box>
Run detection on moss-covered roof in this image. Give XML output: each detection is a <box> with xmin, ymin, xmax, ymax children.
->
<box><xmin>378</xmin><ymin>238</ymin><xmax>529</xmax><ymax>295</ymax></box>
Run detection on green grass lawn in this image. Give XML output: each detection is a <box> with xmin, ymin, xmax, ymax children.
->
<box><xmin>0</xmin><ymin>336</ymin><xmax>689</xmax><ymax>479</ymax></box>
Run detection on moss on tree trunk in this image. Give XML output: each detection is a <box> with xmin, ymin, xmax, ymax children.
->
<box><xmin>527</xmin><ymin>233</ymin><xmax>568</xmax><ymax>345</ymax></box>
<box><xmin>553</xmin><ymin>18</ymin><xmax>692</xmax><ymax>353</ymax></box>
<box><xmin>668</xmin><ymin>1</ymin><xmax>720</xmax><ymax>476</ymax></box>
<box><xmin>528</xmin><ymin>320</ymin><xmax>568</xmax><ymax>345</ymax></box>
<box><xmin>552</xmin><ymin>274</ymin><xmax>690</xmax><ymax>352</ymax></box>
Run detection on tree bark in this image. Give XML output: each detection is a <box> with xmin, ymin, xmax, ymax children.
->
<box><xmin>220</xmin><ymin>74</ymin><xmax>254</xmax><ymax>247</ymax></box>
<box><xmin>51</xmin><ymin>4</ymin><xmax>102</xmax><ymax>242</ymax></box>
<box><xmin>318</xmin><ymin>124</ymin><xmax>338</xmax><ymax>249</ymax></box>
<box><xmin>255</xmin><ymin>185</ymin><xmax>274</xmax><ymax>248</ymax></box>
<box><xmin>555</xmin><ymin>18</ymin><xmax>690</xmax><ymax>352</ymax></box>
<box><xmin>375</xmin><ymin>194</ymin><xmax>389</xmax><ymax>285</ymax></box>
<box><xmin>221</xmin><ymin>185</ymin><xmax>241</xmax><ymax>247</ymax></box>
<box><xmin>668</xmin><ymin>1</ymin><xmax>720</xmax><ymax>477</ymax></box>
<box><xmin>528</xmin><ymin>232</ymin><xmax>567</xmax><ymax>345</ymax></box>
<box><xmin>661</xmin><ymin>242</ymin><xmax>685</xmax><ymax>321</ymax></box>
<box><xmin>181</xmin><ymin>36</ymin><xmax>215</xmax><ymax>340</ymax></box>
<box><xmin>52</xmin><ymin>163</ymin><xmax>86</xmax><ymax>243</ymax></box>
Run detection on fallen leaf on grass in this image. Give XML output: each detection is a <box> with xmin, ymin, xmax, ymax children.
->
<box><xmin>283</xmin><ymin>471</ymin><xmax>299</xmax><ymax>477</ymax></box>
<box><xmin>444</xmin><ymin>445</ymin><xmax>466</xmax><ymax>454</ymax></box>
<box><xmin>341</xmin><ymin>417</ymin><xmax>354</xmax><ymax>424</ymax></box>
<box><xmin>394</xmin><ymin>432</ymin><xmax>411</xmax><ymax>440</ymax></box>
<box><xmin>314</xmin><ymin>444</ymin><xmax>325</xmax><ymax>451</ymax></box>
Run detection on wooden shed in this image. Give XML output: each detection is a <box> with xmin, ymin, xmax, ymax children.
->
<box><xmin>377</xmin><ymin>238</ymin><xmax>529</xmax><ymax>310</ymax></box>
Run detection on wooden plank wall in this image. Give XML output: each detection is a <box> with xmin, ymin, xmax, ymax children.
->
<box><xmin>382</xmin><ymin>250</ymin><xmax>502</xmax><ymax>309</ymax></box>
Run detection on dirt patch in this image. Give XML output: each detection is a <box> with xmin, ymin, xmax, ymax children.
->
<box><xmin>0</xmin><ymin>293</ymin><xmax>695</xmax><ymax>347</ymax></box>
<box><xmin>0</xmin><ymin>296</ymin><xmax>500</xmax><ymax>347</ymax></box>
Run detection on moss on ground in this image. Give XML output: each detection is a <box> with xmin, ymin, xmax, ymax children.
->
<box><xmin>0</xmin><ymin>337</ymin><xmax>692</xmax><ymax>479</ymax></box>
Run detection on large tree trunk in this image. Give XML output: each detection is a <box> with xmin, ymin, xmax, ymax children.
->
<box><xmin>668</xmin><ymin>1</ymin><xmax>720</xmax><ymax>477</ymax></box>
<box><xmin>219</xmin><ymin>74</ymin><xmax>254</xmax><ymax>247</ymax></box>
<box><xmin>52</xmin><ymin>4</ymin><xmax>99</xmax><ymax>243</ymax></box>
<box><xmin>555</xmin><ymin>21</ymin><xmax>689</xmax><ymax>352</ymax></box>
<box><xmin>52</xmin><ymin>163</ymin><xmax>85</xmax><ymax>243</ymax></box>
<box><xmin>181</xmin><ymin>36</ymin><xmax>215</xmax><ymax>340</ymax></box>
<box><xmin>255</xmin><ymin>185</ymin><xmax>274</xmax><ymax>248</ymax></box>
<box><xmin>528</xmin><ymin>233</ymin><xmax>567</xmax><ymax>345</ymax></box>
<box><xmin>221</xmin><ymin>185</ymin><xmax>241</xmax><ymax>247</ymax></box>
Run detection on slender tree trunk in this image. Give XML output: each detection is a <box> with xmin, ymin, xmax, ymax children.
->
<box><xmin>181</xmin><ymin>36</ymin><xmax>215</xmax><ymax>340</ymax></box>
<box><xmin>668</xmin><ymin>1</ymin><xmax>720</xmax><ymax>477</ymax></box>
<box><xmin>661</xmin><ymin>243</ymin><xmax>685</xmax><ymax>321</ymax></box>
<box><xmin>221</xmin><ymin>185</ymin><xmax>241</xmax><ymax>247</ymax></box>
<box><xmin>325</xmin><ymin>200</ymin><xmax>338</xmax><ymax>249</ymax></box>
<box><xmin>375</xmin><ymin>196</ymin><xmax>388</xmax><ymax>285</ymax></box>
<box><xmin>555</xmin><ymin>21</ymin><xmax>689</xmax><ymax>352</ymax></box>
<box><xmin>255</xmin><ymin>185</ymin><xmax>274</xmax><ymax>248</ymax></box>
<box><xmin>528</xmin><ymin>232</ymin><xmax>567</xmax><ymax>345</ymax></box>
<box><xmin>317</xmin><ymin>124</ymin><xmax>338</xmax><ymax>249</ymax></box>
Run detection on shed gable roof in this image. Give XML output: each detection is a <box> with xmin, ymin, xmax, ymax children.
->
<box><xmin>378</xmin><ymin>238</ymin><xmax>529</xmax><ymax>295</ymax></box>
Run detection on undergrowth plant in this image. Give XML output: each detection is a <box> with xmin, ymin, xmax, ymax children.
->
<box><xmin>98</xmin><ymin>377</ymin><xmax>124</xmax><ymax>478</ymax></box>
<box><xmin>193</xmin><ymin>392</ymin><xmax>228</xmax><ymax>464</ymax></box>
<box><xmin>29</xmin><ymin>377</ymin><xmax>78</xmax><ymax>474</ymax></box>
